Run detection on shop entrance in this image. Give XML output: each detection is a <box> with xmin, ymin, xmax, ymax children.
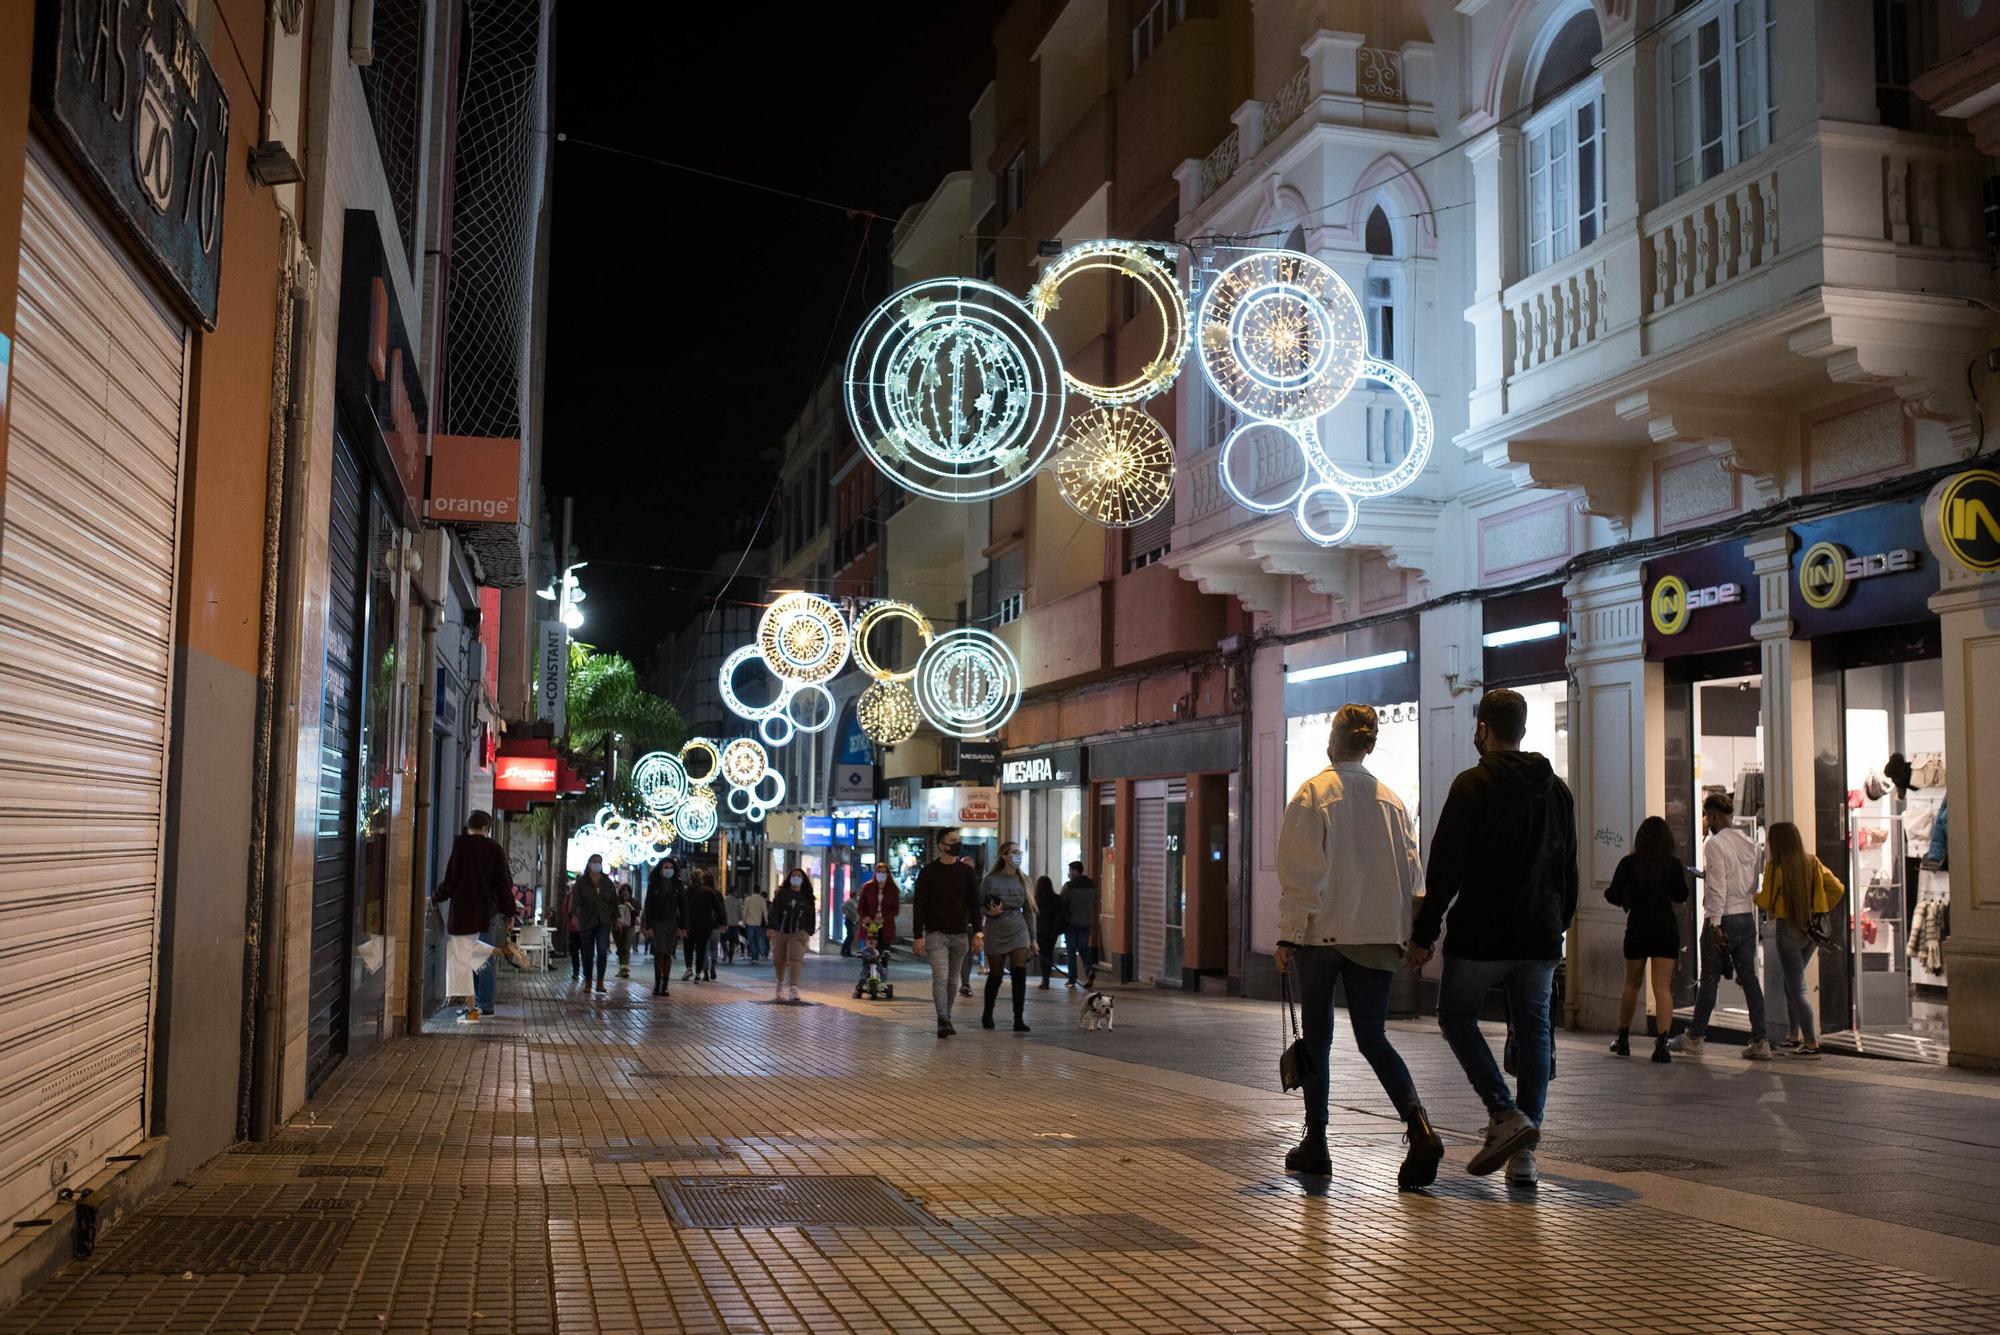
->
<box><xmin>1665</xmin><ymin>650</ymin><xmax>1765</xmax><ymax>1020</ymax></box>
<box><xmin>1813</xmin><ymin>629</ymin><xmax>1949</xmax><ymax>1062</ymax></box>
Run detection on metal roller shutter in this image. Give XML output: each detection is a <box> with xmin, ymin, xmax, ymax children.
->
<box><xmin>0</xmin><ymin>142</ymin><xmax>188</xmax><ymax>1223</ymax></box>
<box><xmin>1135</xmin><ymin>796</ymin><xmax>1166</xmax><ymax>983</ymax></box>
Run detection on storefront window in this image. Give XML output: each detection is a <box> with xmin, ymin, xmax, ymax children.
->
<box><xmin>1511</xmin><ymin>680</ymin><xmax>1570</xmax><ymax>783</ymax></box>
<box><xmin>1285</xmin><ymin>701</ymin><xmax>1421</xmax><ymax>839</ymax></box>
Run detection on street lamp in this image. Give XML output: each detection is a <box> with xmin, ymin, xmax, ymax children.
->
<box><xmin>537</xmin><ymin>562</ymin><xmax>589</xmax><ymax>637</ymax></box>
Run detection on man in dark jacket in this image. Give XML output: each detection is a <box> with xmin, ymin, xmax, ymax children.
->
<box><xmin>433</xmin><ymin>810</ymin><xmax>515</xmax><ymax>1019</ymax></box>
<box><xmin>1061</xmin><ymin>862</ymin><xmax>1099</xmax><ymax>988</ymax></box>
<box><xmin>1408</xmin><ymin>688</ymin><xmax>1578</xmax><ymax>1185</ymax></box>
<box><xmin>910</xmin><ymin>832</ymin><xmax>982</xmax><ymax>1037</ymax></box>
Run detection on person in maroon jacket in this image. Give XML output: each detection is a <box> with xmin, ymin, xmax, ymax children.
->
<box><xmin>854</xmin><ymin>860</ymin><xmax>899</xmax><ymax>955</ymax></box>
<box><xmin>432</xmin><ymin>810</ymin><xmax>518</xmax><ymax>1020</ymax></box>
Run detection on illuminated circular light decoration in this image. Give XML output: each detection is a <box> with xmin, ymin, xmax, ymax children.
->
<box><xmin>1053</xmin><ymin>405</ymin><xmax>1176</xmax><ymax>528</ymax></box>
<box><xmin>757</xmin><ymin>592</ymin><xmax>851</xmax><ymax>685</ymax></box>
<box><xmin>914</xmin><ymin>627</ymin><xmax>1021</xmax><ymax>740</ymax></box>
<box><xmin>759</xmin><ymin>712</ymin><xmax>796</xmax><ymax>747</ymax></box>
<box><xmin>632</xmin><ymin>751</ymin><xmax>690</xmax><ymax>815</ymax></box>
<box><xmin>719</xmin><ymin>645</ymin><xmax>793</xmax><ymax>722</ymax></box>
<box><xmin>845</xmin><ymin>277</ymin><xmax>1066</xmax><ymax>501</ymax></box>
<box><xmin>679</xmin><ymin>737</ymin><xmax>720</xmax><ymax>785</ymax></box>
<box><xmin>751</xmin><ymin>770</ymin><xmax>786</xmax><ymax>809</ymax></box>
<box><xmin>851</xmin><ymin>600</ymin><xmax>934</xmax><ymax>682</ymax></box>
<box><xmin>1196</xmin><ymin>250</ymin><xmax>1435</xmax><ymax>549</ymax></box>
<box><xmin>726</xmin><ymin>785</ymin><xmax>753</xmax><ymax>815</ymax></box>
<box><xmin>720</xmin><ymin>738</ymin><xmax>768</xmax><ymax>789</ymax></box>
<box><xmin>1029</xmin><ymin>242</ymin><xmax>1189</xmax><ymax>405</ymax></box>
<box><xmin>856</xmin><ymin>678</ymin><xmax>921</xmax><ymax>746</ymax></box>
<box><xmin>786</xmin><ymin>682</ymin><xmax>837</xmax><ymax>733</ymax></box>
<box><xmin>678</xmin><ymin>788</ymin><xmax>718</xmax><ymax>842</ymax></box>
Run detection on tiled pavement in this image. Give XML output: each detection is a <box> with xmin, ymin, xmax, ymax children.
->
<box><xmin>7</xmin><ymin>949</ymin><xmax>2000</xmax><ymax>1334</ymax></box>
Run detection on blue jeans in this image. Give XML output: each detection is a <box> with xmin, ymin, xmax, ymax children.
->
<box><xmin>1294</xmin><ymin>947</ymin><xmax>1418</xmax><ymax>1129</ymax></box>
<box><xmin>1068</xmin><ymin>929</ymin><xmax>1094</xmax><ymax>982</ymax></box>
<box><xmin>1691</xmin><ymin>912</ymin><xmax>1766</xmax><ymax>1041</ymax></box>
<box><xmin>746</xmin><ymin>925</ymin><xmax>768</xmax><ymax>961</ymax></box>
<box><xmin>577</xmin><ymin>923</ymin><xmax>610</xmax><ymax>985</ymax></box>
<box><xmin>1437</xmin><ymin>956</ymin><xmax>1557</xmax><ymax>1125</ymax></box>
<box><xmin>1774</xmin><ymin>920</ymin><xmax>1819</xmax><ymax>1045</ymax></box>
<box><xmin>473</xmin><ymin>918</ymin><xmax>498</xmax><ymax>1012</ymax></box>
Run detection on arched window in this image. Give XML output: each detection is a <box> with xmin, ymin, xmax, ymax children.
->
<box><xmin>1522</xmin><ymin>8</ymin><xmax>1607</xmax><ymax>273</ymax></box>
<box><xmin>1363</xmin><ymin>206</ymin><xmax>1396</xmax><ymax>361</ymax></box>
<box><xmin>1364</xmin><ymin>205</ymin><xmax>1395</xmax><ymax>257</ymax></box>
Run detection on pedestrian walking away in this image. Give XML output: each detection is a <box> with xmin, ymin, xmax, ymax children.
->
<box><xmin>741</xmin><ymin>886</ymin><xmax>769</xmax><ymax>963</ymax></box>
<box><xmin>685</xmin><ymin>870</ymin><xmax>726</xmax><ymax>982</ymax></box>
<box><xmin>911</xmin><ymin>832</ymin><xmax>981</xmax><ymax>1036</ymax></box>
<box><xmin>1061</xmin><ymin>861</ymin><xmax>1098</xmax><ymax>989</ymax></box>
<box><xmin>570</xmin><ymin>855</ymin><xmax>619</xmax><ymax>992</ymax></box>
<box><xmin>722</xmin><ymin>886</ymin><xmax>745</xmax><ymax>963</ymax></box>
<box><xmin>431</xmin><ymin>809</ymin><xmax>518</xmax><ymax>1022</ymax></box>
<box><xmin>1034</xmin><ymin>874</ymin><xmax>1066</xmax><ymax>988</ymax></box>
<box><xmin>1757</xmin><ymin>821</ymin><xmax>1847</xmax><ymax>1059</ymax></box>
<box><xmin>613</xmin><ymin>885</ymin><xmax>638</xmax><ymax>979</ymax></box>
<box><xmin>1673</xmin><ymin>791</ymin><xmax>1771</xmax><ymax>1058</ymax></box>
<box><xmin>1605</xmin><ymin>816</ymin><xmax>1689</xmax><ymax>1063</ymax></box>
<box><xmin>979</xmin><ymin>841</ymin><xmax>1038</xmax><ymax>1032</ymax></box>
<box><xmin>1408</xmin><ymin>688</ymin><xmax>1578</xmax><ymax>1189</ymax></box>
<box><xmin>770</xmin><ymin>867</ymin><xmax>816</xmax><ymax>1002</ymax></box>
<box><xmin>643</xmin><ymin>859</ymin><xmax>686</xmax><ymax>997</ymax></box>
<box><xmin>1274</xmin><ymin>704</ymin><xmax>1444</xmax><ymax>1189</ymax></box>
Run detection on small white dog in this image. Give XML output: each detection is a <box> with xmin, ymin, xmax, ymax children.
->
<box><xmin>1080</xmin><ymin>992</ymin><xmax>1114</xmax><ymax>1031</ymax></box>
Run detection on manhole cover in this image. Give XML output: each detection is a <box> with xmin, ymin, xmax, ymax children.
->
<box><xmin>298</xmin><ymin>1163</ymin><xmax>385</xmax><ymax>1178</ymax></box>
<box><xmin>593</xmin><ymin>1141</ymin><xmax>738</xmax><ymax>1164</ymax></box>
<box><xmin>1564</xmin><ymin>1153</ymin><xmax>1725</xmax><ymax>1173</ymax></box>
<box><xmin>95</xmin><ymin>1215</ymin><xmax>350</xmax><ymax>1275</ymax></box>
<box><xmin>656</xmin><ymin>1175</ymin><xmax>938</xmax><ymax>1229</ymax></box>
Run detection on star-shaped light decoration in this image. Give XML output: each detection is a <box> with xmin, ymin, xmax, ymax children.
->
<box><xmin>876</xmin><ymin>433</ymin><xmax>909</xmax><ymax>464</ymax></box>
<box><xmin>973</xmin><ymin>389</ymin><xmax>995</xmax><ymax>415</ymax></box>
<box><xmin>996</xmin><ymin>445</ymin><xmax>1030</xmax><ymax>479</ymax></box>
<box><xmin>1201</xmin><ymin>320</ymin><xmax>1230</xmax><ymax>355</ymax></box>
<box><xmin>899</xmin><ymin>294</ymin><xmax>937</xmax><ymax>326</ymax></box>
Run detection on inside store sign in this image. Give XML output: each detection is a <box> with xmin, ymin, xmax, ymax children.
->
<box><xmin>1648</xmin><ymin>574</ymin><xmax>1742</xmax><ymax>636</ymax></box>
<box><xmin>1797</xmin><ymin>541</ymin><xmax>1919</xmax><ymax>610</ymax></box>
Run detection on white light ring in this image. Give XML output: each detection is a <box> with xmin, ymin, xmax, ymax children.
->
<box><xmin>914</xmin><ymin>627</ymin><xmax>1022</xmax><ymax>740</ymax></box>
<box><xmin>1028</xmin><ymin>242</ymin><xmax>1189</xmax><ymax>405</ymax></box>
<box><xmin>1298</xmin><ymin>359</ymin><xmax>1436</xmax><ymax>500</ymax></box>
<box><xmin>720</xmin><ymin>738</ymin><xmax>769</xmax><ymax>789</ymax></box>
<box><xmin>649</xmin><ymin>838</ymin><xmax>675</xmax><ymax>859</ymax></box>
<box><xmin>677</xmin><ymin>797</ymin><xmax>718</xmax><ymax>842</ymax></box>
<box><xmin>759</xmin><ymin>713</ymin><xmax>796</xmax><ymax>747</ymax></box>
<box><xmin>757</xmin><ymin>592</ymin><xmax>852</xmax><ymax>684</ymax></box>
<box><xmin>679</xmin><ymin>737</ymin><xmax>721</xmax><ymax>785</ymax></box>
<box><xmin>1217</xmin><ymin>420</ymin><xmax>1310</xmax><ymax>515</ymax></box>
<box><xmin>1053</xmin><ymin>405</ymin><xmax>1177</xmax><ymax>529</ymax></box>
<box><xmin>719</xmin><ymin>645</ymin><xmax>794</xmax><ymax>721</ymax></box>
<box><xmin>744</xmin><ymin>804</ymin><xmax>767</xmax><ymax>824</ymax></box>
<box><xmin>593</xmin><ymin>804</ymin><xmax>619</xmax><ymax>828</ymax></box>
<box><xmin>787</xmin><ymin>682</ymin><xmax>837</xmax><ymax>733</ymax></box>
<box><xmin>752</xmin><ymin>769</ymin><xmax>787</xmax><ymax>808</ymax></box>
<box><xmin>1196</xmin><ymin>251</ymin><xmax>1367</xmax><ymax>422</ymax></box>
<box><xmin>857</xmin><ymin>678</ymin><xmax>921</xmax><ymax>746</ymax></box>
<box><xmin>1293</xmin><ymin>481</ymin><xmax>1360</xmax><ymax>548</ymax></box>
<box><xmin>851</xmin><ymin>600</ymin><xmax>935</xmax><ymax>682</ymax></box>
<box><xmin>845</xmin><ymin>277</ymin><xmax>1066</xmax><ymax>502</ymax></box>
<box><xmin>632</xmin><ymin>751</ymin><xmax>691</xmax><ymax>816</ymax></box>
<box><xmin>726</xmin><ymin>785</ymin><xmax>753</xmax><ymax>814</ymax></box>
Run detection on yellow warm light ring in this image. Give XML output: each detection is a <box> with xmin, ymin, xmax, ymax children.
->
<box><xmin>679</xmin><ymin>737</ymin><xmax>721</xmax><ymax>785</ymax></box>
<box><xmin>1029</xmin><ymin>241</ymin><xmax>1189</xmax><ymax>406</ymax></box>
<box><xmin>757</xmin><ymin>591</ymin><xmax>851</xmax><ymax>685</ymax></box>
<box><xmin>720</xmin><ymin>738</ymin><xmax>769</xmax><ymax>789</ymax></box>
<box><xmin>851</xmin><ymin>600</ymin><xmax>935</xmax><ymax>682</ymax></box>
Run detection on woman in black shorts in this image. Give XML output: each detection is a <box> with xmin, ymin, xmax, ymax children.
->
<box><xmin>1605</xmin><ymin>816</ymin><xmax>1689</xmax><ymax>1063</ymax></box>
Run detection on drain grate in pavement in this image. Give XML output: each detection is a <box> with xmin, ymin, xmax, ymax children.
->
<box><xmin>592</xmin><ymin>1140</ymin><xmax>739</xmax><ymax>1164</ymax></box>
<box><xmin>1562</xmin><ymin>1153</ymin><xmax>1726</xmax><ymax>1173</ymax></box>
<box><xmin>96</xmin><ymin>1215</ymin><xmax>350</xmax><ymax>1275</ymax></box>
<box><xmin>297</xmin><ymin>1163</ymin><xmax>385</xmax><ymax>1178</ymax></box>
<box><xmin>656</xmin><ymin>1175</ymin><xmax>938</xmax><ymax>1229</ymax></box>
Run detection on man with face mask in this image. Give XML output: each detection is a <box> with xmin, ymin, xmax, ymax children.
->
<box><xmin>911</xmin><ymin>832</ymin><xmax>981</xmax><ymax>1037</ymax></box>
<box><xmin>1407</xmin><ymin>688</ymin><xmax>1578</xmax><ymax>1188</ymax></box>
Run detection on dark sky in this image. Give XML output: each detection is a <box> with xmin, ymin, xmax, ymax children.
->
<box><xmin>543</xmin><ymin>4</ymin><xmax>1002</xmax><ymax>667</ymax></box>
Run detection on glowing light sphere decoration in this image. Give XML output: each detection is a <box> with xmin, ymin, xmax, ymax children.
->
<box><xmin>845</xmin><ymin>278</ymin><xmax>1066</xmax><ymax>501</ymax></box>
<box><xmin>1197</xmin><ymin>251</ymin><xmax>1434</xmax><ymax>548</ymax></box>
<box><xmin>757</xmin><ymin>591</ymin><xmax>851</xmax><ymax>685</ymax></box>
<box><xmin>632</xmin><ymin>751</ymin><xmax>690</xmax><ymax>816</ymax></box>
<box><xmin>719</xmin><ymin>738</ymin><xmax>768</xmax><ymax>789</ymax></box>
<box><xmin>856</xmin><ymin>678</ymin><xmax>921</xmax><ymax>746</ymax></box>
<box><xmin>1029</xmin><ymin>242</ymin><xmax>1189</xmax><ymax>405</ymax></box>
<box><xmin>677</xmin><ymin>787</ymin><xmax>718</xmax><ymax>842</ymax></box>
<box><xmin>719</xmin><ymin>644</ymin><xmax>794</xmax><ymax>722</ymax></box>
<box><xmin>679</xmin><ymin>737</ymin><xmax>720</xmax><ymax>786</ymax></box>
<box><xmin>914</xmin><ymin>627</ymin><xmax>1021</xmax><ymax>740</ymax></box>
<box><xmin>1053</xmin><ymin>405</ymin><xmax>1176</xmax><ymax>528</ymax></box>
<box><xmin>851</xmin><ymin>600</ymin><xmax>933</xmax><ymax>682</ymax></box>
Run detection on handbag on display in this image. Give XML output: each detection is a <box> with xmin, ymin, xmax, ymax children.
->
<box><xmin>1278</xmin><ymin>966</ymin><xmax>1313</xmax><ymax>1093</ymax></box>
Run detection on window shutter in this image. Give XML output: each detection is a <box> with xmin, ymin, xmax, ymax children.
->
<box><xmin>971</xmin><ymin>566</ymin><xmax>993</xmax><ymax>623</ymax></box>
<box><xmin>1126</xmin><ymin>498</ymin><xmax>1175</xmax><ymax>569</ymax></box>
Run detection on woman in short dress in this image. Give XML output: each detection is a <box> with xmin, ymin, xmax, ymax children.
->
<box><xmin>1606</xmin><ymin>816</ymin><xmax>1689</xmax><ymax>1064</ymax></box>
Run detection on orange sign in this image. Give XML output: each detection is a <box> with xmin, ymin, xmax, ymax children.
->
<box><xmin>428</xmin><ymin>435</ymin><xmax>522</xmax><ymax>524</ymax></box>
<box><xmin>495</xmin><ymin>755</ymin><xmax>557</xmax><ymax>793</ymax></box>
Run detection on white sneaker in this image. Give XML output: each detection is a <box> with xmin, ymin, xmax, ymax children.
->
<box><xmin>1666</xmin><ymin>1033</ymin><xmax>1705</xmax><ymax>1056</ymax></box>
<box><xmin>1467</xmin><ymin>1110</ymin><xmax>1539</xmax><ymax>1176</ymax></box>
<box><xmin>774</xmin><ymin>983</ymin><xmax>786</xmax><ymax>1002</ymax></box>
<box><xmin>1506</xmin><ymin>1149</ymin><xmax>1539</xmax><ymax>1188</ymax></box>
<box><xmin>1743</xmin><ymin>1039</ymin><xmax>1774</xmax><ymax>1061</ymax></box>
<box><xmin>789</xmin><ymin>986</ymin><xmax>801</xmax><ymax>1003</ymax></box>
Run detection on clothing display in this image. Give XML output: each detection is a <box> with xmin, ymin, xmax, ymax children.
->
<box><xmin>1910</xmin><ymin>898</ymin><xmax>1948</xmax><ymax>975</ymax></box>
<box><xmin>1734</xmin><ymin>766</ymin><xmax>1765</xmax><ymax>822</ymax></box>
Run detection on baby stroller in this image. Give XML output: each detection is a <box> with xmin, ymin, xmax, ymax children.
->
<box><xmin>852</xmin><ymin>920</ymin><xmax>894</xmax><ymax>1000</ymax></box>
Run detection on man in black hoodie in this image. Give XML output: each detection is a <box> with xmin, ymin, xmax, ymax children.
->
<box><xmin>1408</xmin><ymin>688</ymin><xmax>1578</xmax><ymax>1185</ymax></box>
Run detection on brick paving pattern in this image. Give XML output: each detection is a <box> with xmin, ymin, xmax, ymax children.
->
<box><xmin>6</xmin><ymin>948</ymin><xmax>2000</xmax><ymax>1334</ymax></box>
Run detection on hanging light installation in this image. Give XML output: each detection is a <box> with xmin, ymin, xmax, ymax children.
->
<box><xmin>913</xmin><ymin>627</ymin><xmax>1021</xmax><ymax>740</ymax></box>
<box><xmin>856</xmin><ymin>679</ymin><xmax>921</xmax><ymax>746</ymax></box>
<box><xmin>1052</xmin><ymin>405</ymin><xmax>1176</xmax><ymax>528</ymax></box>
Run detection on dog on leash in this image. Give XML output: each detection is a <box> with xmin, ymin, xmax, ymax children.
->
<box><xmin>1080</xmin><ymin>992</ymin><xmax>1114</xmax><ymax>1031</ymax></box>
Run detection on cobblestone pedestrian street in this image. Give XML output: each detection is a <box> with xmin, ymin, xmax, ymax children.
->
<box><xmin>8</xmin><ymin>952</ymin><xmax>2000</xmax><ymax>1335</ymax></box>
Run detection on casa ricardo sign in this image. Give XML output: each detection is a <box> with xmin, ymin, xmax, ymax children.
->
<box><xmin>33</xmin><ymin>0</ymin><xmax>230</xmax><ymax>328</ymax></box>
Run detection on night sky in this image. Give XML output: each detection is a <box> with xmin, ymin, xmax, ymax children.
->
<box><xmin>543</xmin><ymin>4</ymin><xmax>1002</xmax><ymax>666</ymax></box>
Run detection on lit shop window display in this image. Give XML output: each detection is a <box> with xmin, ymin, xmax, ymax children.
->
<box><xmin>1053</xmin><ymin>405</ymin><xmax>1176</xmax><ymax>528</ymax></box>
<box><xmin>914</xmin><ymin>627</ymin><xmax>1021</xmax><ymax>740</ymax></box>
<box><xmin>845</xmin><ymin>277</ymin><xmax>1066</xmax><ymax>501</ymax></box>
<box><xmin>756</xmin><ymin>591</ymin><xmax>851</xmax><ymax>685</ymax></box>
<box><xmin>1027</xmin><ymin>241</ymin><xmax>1189</xmax><ymax>406</ymax></box>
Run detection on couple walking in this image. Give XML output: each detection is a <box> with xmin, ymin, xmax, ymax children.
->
<box><xmin>1276</xmin><ymin>689</ymin><xmax>1577</xmax><ymax>1190</ymax></box>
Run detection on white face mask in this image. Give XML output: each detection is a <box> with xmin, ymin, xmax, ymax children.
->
<box><xmin>789</xmin><ymin>874</ymin><xmax>802</xmax><ymax>886</ymax></box>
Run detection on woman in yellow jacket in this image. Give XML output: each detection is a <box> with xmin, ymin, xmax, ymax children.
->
<box><xmin>1754</xmin><ymin>822</ymin><xmax>1847</xmax><ymax>1059</ymax></box>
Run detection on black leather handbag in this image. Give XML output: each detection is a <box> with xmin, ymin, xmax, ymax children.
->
<box><xmin>1279</xmin><ymin>967</ymin><xmax>1313</xmax><ymax>1092</ymax></box>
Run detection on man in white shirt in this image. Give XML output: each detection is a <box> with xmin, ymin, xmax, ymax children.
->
<box><xmin>1672</xmin><ymin>791</ymin><xmax>1772</xmax><ymax>1059</ymax></box>
<box><xmin>1274</xmin><ymin>704</ymin><xmax>1444</xmax><ymax>1189</ymax></box>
